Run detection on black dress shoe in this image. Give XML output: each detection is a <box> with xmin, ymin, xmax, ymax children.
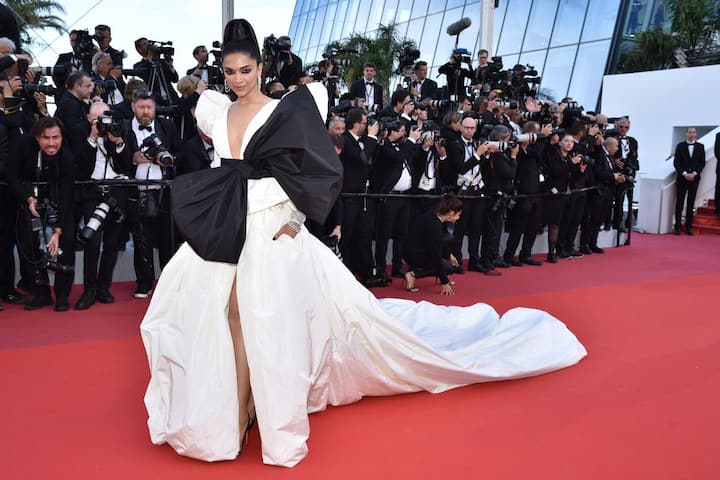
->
<box><xmin>55</xmin><ymin>301</ymin><xmax>71</xmax><ymax>312</ymax></box>
<box><xmin>2</xmin><ymin>291</ymin><xmax>30</xmax><ymax>304</ymax></box>
<box><xmin>75</xmin><ymin>291</ymin><xmax>96</xmax><ymax>310</ymax></box>
<box><xmin>590</xmin><ymin>246</ymin><xmax>605</xmax><ymax>254</ymax></box>
<box><xmin>673</xmin><ymin>228</ymin><xmax>681</xmax><ymax>235</ymax></box>
<box><xmin>96</xmin><ymin>289</ymin><xmax>115</xmax><ymax>304</ymax></box>
<box><xmin>685</xmin><ymin>229</ymin><xmax>694</xmax><ymax>236</ymax></box>
<box><xmin>579</xmin><ymin>245</ymin><xmax>593</xmax><ymax>255</ymax></box>
<box><xmin>546</xmin><ymin>254</ymin><xmax>558</xmax><ymax>264</ymax></box>
<box><xmin>558</xmin><ymin>250</ymin><xmax>572</xmax><ymax>259</ymax></box>
<box><xmin>503</xmin><ymin>256</ymin><xmax>522</xmax><ymax>267</ymax></box>
<box><xmin>569</xmin><ymin>249</ymin><xmax>584</xmax><ymax>258</ymax></box>
<box><xmin>467</xmin><ymin>262</ymin><xmax>488</xmax><ymax>273</ymax></box>
<box><xmin>520</xmin><ymin>257</ymin><xmax>542</xmax><ymax>266</ymax></box>
<box><xmin>494</xmin><ymin>259</ymin><xmax>510</xmax><ymax>268</ymax></box>
<box><xmin>25</xmin><ymin>296</ymin><xmax>53</xmax><ymax>311</ymax></box>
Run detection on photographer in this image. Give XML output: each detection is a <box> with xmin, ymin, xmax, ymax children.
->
<box><xmin>579</xmin><ymin>136</ymin><xmax>624</xmax><ymax>254</ymax></box>
<box><xmin>404</xmin><ymin>194</ymin><xmax>463</xmax><ymax>296</ymax></box>
<box><xmin>52</xmin><ymin>30</ymin><xmax>87</xmax><ymax>99</ymax></box>
<box><xmin>378</xmin><ymin>88</ymin><xmax>414</xmax><ymax>128</ymax></box>
<box><xmin>371</xmin><ymin>120</ymin><xmax>421</xmax><ymax>281</ymax></box>
<box><xmin>338</xmin><ymin>107</ymin><xmax>379</xmax><ymax>286</ymax></box>
<box><xmin>54</xmin><ymin>71</ymin><xmax>94</xmax><ymax>148</ymax></box>
<box><xmin>6</xmin><ymin>118</ymin><xmax>76</xmax><ymax>311</ymax></box>
<box><xmin>74</xmin><ymin>101</ymin><xmax>132</xmax><ymax>310</ymax></box>
<box><xmin>90</xmin><ymin>52</ymin><xmax>125</xmax><ymax>108</ymax></box>
<box><xmin>438</xmin><ymin>50</ymin><xmax>473</xmax><ymax>100</ymax></box>
<box><xmin>409</xmin><ymin>61</ymin><xmax>439</xmax><ymax>102</ymax></box>
<box><xmin>473</xmin><ymin>49</ymin><xmax>501</xmax><ymax>93</ymax></box>
<box><xmin>610</xmin><ymin>117</ymin><xmax>639</xmax><ymax>232</ymax></box>
<box><xmin>112</xmin><ymin>78</ymin><xmax>148</xmax><ymax>120</ymax></box>
<box><xmin>123</xmin><ymin>89</ymin><xmax>181</xmax><ymax>298</ymax></box>
<box><xmin>132</xmin><ymin>37</ymin><xmax>179</xmax><ymax>106</ymax></box>
<box><xmin>273</xmin><ymin>36</ymin><xmax>303</xmax><ymax>89</ymax></box>
<box><xmin>94</xmin><ymin>25</ymin><xmax>124</xmax><ymax>67</ymax></box>
<box><xmin>503</xmin><ymin>121</ymin><xmax>551</xmax><ymax>266</ymax></box>
<box><xmin>412</xmin><ymin>129</ymin><xmax>447</xmax><ymax>216</ymax></box>
<box><xmin>445</xmin><ymin>117</ymin><xmax>492</xmax><ymax>273</ymax></box>
<box><xmin>170</xmin><ymin>75</ymin><xmax>207</xmax><ymax>141</ymax></box>
<box><xmin>349</xmin><ymin>63</ymin><xmax>383</xmax><ymax>111</ymax></box>
<box><xmin>187</xmin><ymin>45</ymin><xmax>222</xmax><ymax>86</ymax></box>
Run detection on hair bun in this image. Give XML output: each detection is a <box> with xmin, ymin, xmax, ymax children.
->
<box><xmin>223</xmin><ymin>19</ymin><xmax>258</xmax><ymax>48</ymax></box>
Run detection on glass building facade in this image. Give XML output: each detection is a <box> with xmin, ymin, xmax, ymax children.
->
<box><xmin>288</xmin><ymin>0</ymin><xmax>684</xmax><ymax>109</ymax></box>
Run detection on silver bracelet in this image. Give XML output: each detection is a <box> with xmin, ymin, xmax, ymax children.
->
<box><xmin>287</xmin><ymin>220</ymin><xmax>302</xmax><ymax>233</ymax></box>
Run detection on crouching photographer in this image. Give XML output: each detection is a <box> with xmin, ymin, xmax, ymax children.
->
<box><xmin>74</xmin><ymin>102</ymin><xmax>132</xmax><ymax>310</ymax></box>
<box><xmin>7</xmin><ymin>118</ymin><xmax>76</xmax><ymax>311</ymax></box>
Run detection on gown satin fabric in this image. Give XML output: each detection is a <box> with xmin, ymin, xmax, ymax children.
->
<box><xmin>140</xmin><ymin>84</ymin><xmax>588</xmax><ymax>467</ymax></box>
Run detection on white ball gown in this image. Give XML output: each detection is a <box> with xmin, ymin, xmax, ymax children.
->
<box><xmin>140</xmin><ymin>83</ymin><xmax>587</xmax><ymax>467</ymax></box>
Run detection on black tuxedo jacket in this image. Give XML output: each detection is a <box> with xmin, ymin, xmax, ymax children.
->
<box><xmin>591</xmin><ymin>147</ymin><xmax>618</xmax><ymax>189</ymax></box>
<box><xmin>441</xmin><ymin>138</ymin><xmax>481</xmax><ymax>188</ymax></box>
<box><xmin>6</xmin><ymin>136</ymin><xmax>75</xmax><ymax>228</ymax></box>
<box><xmin>411</xmin><ymin>78</ymin><xmax>439</xmax><ymax>101</ymax></box>
<box><xmin>412</xmin><ymin>146</ymin><xmax>445</xmax><ymax>193</ymax></box>
<box><xmin>0</xmin><ymin>121</ymin><xmax>7</xmax><ymax>180</ymax></box>
<box><xmin>611</xmin><ymin>134</ymin><xmax>639</xmax><ymax>174</ymax></box>
<box><xmin>482</xmin><ymin>151</ymin><xmax>517</xmax><ymax>194</ymax></box>
<box><xmin>90</xmin><ymin>72</ymin><xmax>126</xmax><ymax>106</ymax></box>
<box><xmin>186</xmin><ymin>64</ymin><xmax>224</xmax><ymax>85</ymax></box>
<box><xmin>714</xmin><ymin>132</ymin><xmax>720</xmax><ymax>175</ymax></box>
<box><xmin>349</xmin><ymin>79</ymin><xmax>384</xmax><ymax>110</ymax></box>
<box><xmin>370</xmin><ymin>140</ymin><xmax>419</xmax><ymax>194</ymax></box>
<box><xmin>177</xmin><ymin>135</ymin><xmax>213</xmax><ymax>176</ymax></box>
<box><xmin>674</xmin><ymin>141</ymin><xmax>705</xmax><ymax>178</ymax></box>
<box><xmin>277</xmin><ymin>53</ymin><xmax>304</xmax><ymax>88</ymax></box>
<box><xmin>73</xmin><ymin>137</ymin><xmax>133</xmax><ymax>180</ymax></box>
<box><xmin>120</xmin><ymin>117</ymin><xmax>182</xmax><ymax>178</ymax></box>
<box><xmin>54</xmin><ymin>94</ymin><xmax>90</xmax><ymax>148</ymax></box>
<box><xmin>339</xmin><ymin>131</ymin><xmax>377</xmax><ymax>193</ymax></box>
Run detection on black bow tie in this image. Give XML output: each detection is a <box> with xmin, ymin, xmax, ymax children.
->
<box><xmin>465</xmin><ymin>141</ymin><xmax>474</xmax><ymax>147</ymax></box>
<box><xmin>365</xmin><ymin>82</ymin><xmax>374</xmax><ymax>86</ymax></box>
<box><xmin>139</xmin><ymin>125</ymin><xmax>152</xmax><ymax>132</ymax></box>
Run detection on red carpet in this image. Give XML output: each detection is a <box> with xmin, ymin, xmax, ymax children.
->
<box><xmin>1</xmin><ymin>233</ymin><xmax>719</xmax><ymax>479</ymax></box>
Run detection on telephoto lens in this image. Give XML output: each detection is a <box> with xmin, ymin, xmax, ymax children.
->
<box><xmin>77</xmin><ymin>198</ymin><xmax>118</xmax><ymax>245</ymax></box>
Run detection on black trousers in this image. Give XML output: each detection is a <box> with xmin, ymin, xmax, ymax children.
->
<box><xmin>714</xmin><ymin>168</ymin><xmax>719</xmax><ymax>214</ymax></box>
<box><xmin>675</xmin><ymin>176</ymin><xmax>700</xmax><ymax>229</ymax></box>
<box><xmin>79</xmin><ymin>186</ymin><xmax>128</xmax><ymax>292</ymax></box>
<box><xmin>504</xmin><ymin>197</ymin><xmax>542</xmax><ymax>260</ymax></box>
<box><xmin>131</xmin><ymin>190</ymin><xmax>173</xmax><ymax>289</ymax></box>
<box><xmin>453</xmin><ymin>195</ymin><xmax>485</xmax><ymax>264</ymax></box>
<box><xmin>480</xmin><ymin>199</ymin><xmax>504</xmax><ymax>269</ymax></box>
<box><xmin>339</xmin><ymin>196</ymin><xmax>375</xmax><ymax>279</ymax></box>
<box><xmin>0</xmin><ymin>185</ymin><xmax>21</xmax><ymax>296</ymax></box>
<box><xmin>374</xmin><ymin>196</ymin><xmax>411</xmax><ymax>272</ymax></box>
<box><xmin>613</xmin><ymin>183</ymin><xmax>634</xmax><ymax>228</ymax></box>
<box><xmin>406</xmin><ymin>232</ymin><xmax>454</xmax><ymax>280</ymax></box>
<box><xmin>581</xmin><ymin>188</ymin><xmax>613</xmax><ymax>248</ymax></box>
<box><xmin>559</xmin><ymin>192</ymin><xmax>587</xmax><ymax>252</ymax></box>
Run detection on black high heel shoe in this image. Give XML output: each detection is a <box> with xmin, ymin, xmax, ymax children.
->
<box><xmin>238</xmin><ymin>413</ymin><xmax>257</xmax><ymax>455</ymax></box>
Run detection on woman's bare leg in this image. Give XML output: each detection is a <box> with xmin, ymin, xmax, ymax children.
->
<box><xmin>228</xmin><ymin>278</ymin><xmax>251</xmax><ymax>441</ymax></box>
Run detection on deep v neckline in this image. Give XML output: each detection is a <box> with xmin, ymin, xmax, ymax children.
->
<box><xmin>224</xmin><ymin>100</ymin><xmax>276</xmax><ymax>160</ymax></box>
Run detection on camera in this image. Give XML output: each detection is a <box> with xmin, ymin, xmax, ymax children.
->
<box><xmin>322</xmin><ymin>48</ymin><xmax>356</xmax><ymax>69</ymax></box>
<box><xmin>451</xmin><ymin>48</ymin><xmax>473</xmax><ymax>65</ymax></box>
<box><xmin>141</xmin><ymin>134</ymin><xmax>174</xmax><ymax>167</ymax></box>
<box><xmin>148</xmin><ymin>40</ymin><xmax>174</xmax><ymax>58</ymax></box>
<box><xmin>512</xmin><ymin>133</ymin><xmax>546</xmax><ymax>143</ymax></box>
<box><xmin>486</xmin><ymin>140</ymin><xmax>517</xmax><ymax>151</ymax></box>
<box><xmin>77</xmin><ymin>197</ymin><xmax>121</xmax><ymax>245</ymax></box>
<box><xmin>44</xmin><ymin>250</ymin><xmax>75</xmax><ymax>274</ymax></box>
<box><xmin>426</xmin><ymin>99</ymin><xmax>450</xmax><ymax>109</ymax></box>
<box><xmin>330</xmin><ymin>99</ymin><xmax>354</xmax><ymax>116</ymax></box>
<box><xmin>22</xmin><ymin>83</ymin><xmax>57</xmax><ymax>96</ymax></box>
<box><xmin>29</xmin><ymin>65</ymin><xmax>68</xmax><ymax>77</ymax></box>
<box><xmin>574</xmin><ymin>152</ymin><xmax>595</xmax><ymax>166</ymax></box>
<box><xmin>96</xmin><ymin>111</ymin><xmax>123</xmax><ymax>137</ymax></box>
<box><xmin>94</xmin><ymin>79</ymin><xmax>118</xmax><ymax>91</ymax></box>
<box><xmin>396</xmin><ymin>46</ymin><xmax>421</xmax><ymax>79</ymax></box>
<box><xmin>74</xmin><ymin>29</ymin><xmax>104</xmax><ymax>64</ymax></box>
<box><xmin>491</xmin><ymin>192</ymin><xmax>511</xmax><ymax>212</ymax></box>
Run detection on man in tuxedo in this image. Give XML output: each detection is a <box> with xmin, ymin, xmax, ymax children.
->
<box><xmin>187</xmin><ymin>45</ymin><xmax>223</xmax><ymax>86</ymax></box>
<box><xmin>338</xmin><ymin>108</ymin><xmax>380</xmax><ymax>285</ymax></box>
<box><xmin>52</xmin><ymin>30</ymin><xmax>86</xmax><ymax>101</ymax></box>
<box><xmin>370</xmin><ymin>121</ymin><xmax>422</xmax><ymax>281</ymax></box>
<box><xmin>714</xmin><ymin>131</ymin><xmax>720</xmax><ymax>218</ymax></box>
<box><xmin>409</xmin><ymin>61</ymin><xmax>439</xmax><ymax>102</ymax></box>
<box><xmin>349</xmin><ymin>63</ymin><xmax>383</xmax><ymax>112</ymax></box>
<box><xmin>437</xmin><ymin>52</ymin><xmax>473</xmax><ymax>100</ymax></box>
<box><xmin>610</xmin><ymin>117</ymin><xmax>639</xmax><ymax>232</ymax></box>
<box><xmin>132</xmin><ymin>37</ymin><xmax>179</xmax><ymax>106</ymax></box>
<box><xmin>54</xmin><ymin>71</ymin><xmax>94</xmax><ymax>148</ymax></box>
<box><xmin>377</xmin><ymin>89</ymin><xmax>414</xmax><ymax>128</ymax></box>
<box><xmin>275</xmin><ymin>36</ymin><xmax>303</xmax><ymax>89</ymax></box>
<box><xmin>123</xmin><ymin>89</ymin><xmax>181</xmax><ymax>297</ymax></box>
<box><xmin>94</xmin><ymin>24</ymin><xmax>124</xmax><ymax>68</ymax></box>
<box><xmin>90</xmin><ymin>52</ymin><xmax>125</xmax><ymax>109</ymax></box>
<box><xmin>673</xmin><ymin>127</ymin><xmax>706</xmax><ymax>235</ymax></box>
<box><xmin>6</xmin><ymin>118</ymin><xmax>76</xmax><ymax>311</ymax></box>
<box><xmin>74</xmin><ymin>101</ymin><xmax>133</xmax><ymax>310</ymax></box>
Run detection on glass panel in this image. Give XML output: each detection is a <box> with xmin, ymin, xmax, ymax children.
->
<box><xmin>519</xmin><ymin>49</ymin><xmax>547</xmax><ymax>75</ymax></box>
<box><xmin>331</xmin><ymin>0</ymin><xmax>350</xmax><ymax>41</ymax></box>
<box><xmin>396</xmin><ymin>1</ymin><xmax>412</xmax><ymax>23</ymax></box>
<box><xmin>288</xmin><ymin>17</ymin><xmax>298</xmax><ymax>40</ymax></box>
<box><xmin>307</xmin><ymin>0</ymin><xmax>319</xmax><ymax>11</ymax></box>
<box><xmin>567</xmin><ymin>39</ymin><xmax>611</xmax><ymax>108</ymax></box>
<box><xmin>411</xmin><ymin>0</ymin><xmax>430</xmax><ymax>19</ymax></box>
<box><xmin>382</xmin><ymin>0</ymin><xmax>399</xmax><ymax>25</ymax></box>
<box><xmin>320</xmin><ymin>2</ymin><xmax>338</xmax><ymax>46</ymax></box>
<box><xmin>550</xmin><ymin>0</ymin><xmax>589</xmax><ymax>47</ymax></box>
<box><xmin>418</xmin><ymin>13</ymin><xmax>443</xmax><ymax>68</ymax></box>
<box><xmin>310</xmin><ymin>7</ymin><xmax>328</xmax><ymax>47</ymax></box>
<box><xmin>293</xmin><ymin>17</ymin><xmax>306</xmax><ymax>49</ymax></box>
<box><xmin>495</xmin><ymin>0</ymin><xmax>532</xmax><ymax>55</ymax></box>
<box><xmin>354</xmin><ymin>0</ymin><xmax>374</xmax><ymax>33</ymax></box>
<box><xmin>539</xmin><ymin>45</ymin><xmax>577</xmax><ymax>101</ymax></box>
<box><xmin>428</xmin><ymin>0</ymin><xmax>447</xmax><ymax>15</ymax></box>
<box><xmin>581</xmin><ymin>0</ymin><xmax>620</xmax><ymax>42</ymax></box>
<box><xmin>366</xmin><ymin>0</ymin><xmax>386</xmax><ymax>31</ymax></box>
<box><xmin>462</xmin><ymin>2</ymin><xmax>482</xmax><ymax>55</ymax></box>
<box><xmin>492</xmin><ymin>0</ymin><xmax>508</xmax><ymax>55</ymax></box>
<box><xmin>298</xmin><ymin>10</ymin><xmax>316</xmax><ymax>51</ymax></box>
<box><xmin>342</xmin><ymin>0</ymin><xmax>361</xmax><ymax>37</ymax></box>
<box><xmin>395</xmin><ymin>21</ymin><xmax>409</xmax><ymax>38</ymax></box>
<box><xmin>446</xmin><ymin>0</ymin><xmax>465</xmax><ymax>9</ymax></box>
<box><xmin>407</xmin><ymin>17</ymin><xmax>427</xmax><ymax>56</ymax></box>
<box><xmin>523</xmin><ymin>0</ymin><xmax>559</xmax><ymax>51</ymax></box>
<box><xmin>436</xmin><ymin>8</ymin><xmax>465</xmax><ymax>66</ymax></box>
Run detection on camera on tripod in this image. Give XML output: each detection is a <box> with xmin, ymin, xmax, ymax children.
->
<box><xmin>74</xmin><ymin>29</ymin><xmax>104</xmax><ymax>66</ymax></box>
<box><xmin>148</xmin><ymin>40</ymin><xmax>174</xmax><ymax>58</ymax></box>
<box><xmin>141</xmin><ymin>134</ymin><xmax>174</xmax><ymax>167</ymax></box>
<box><xmin>396</xmin><ymin>46</ymin><xmax>421</xmax><ymax>83</ymax></box>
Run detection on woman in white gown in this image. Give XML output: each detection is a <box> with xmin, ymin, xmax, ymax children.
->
<box><xmin>141</xmin><ymin>19</ymin><xmax>587</xmax><ymax>468</ymax></box>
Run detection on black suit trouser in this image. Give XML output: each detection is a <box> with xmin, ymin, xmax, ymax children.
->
<box><xmin>504</xmin><ymin>197</ymin><xmax>542</xmax><ymax>260</ymax></box>
<box><xmin>339</xmin><ymin>197</ymin><xmax>375</xmax><ymax>279</ymax></box>
<box><xmin>452</xmin><ymin>196</ymin><xmax>485</xmax><ymax>264</ymax></box>
<box><xmin>374</xmin><ymin>196</ymin><xmax>411</xmax><ymax>271</ymax></box>
<box><xmin>613</xmin><ymin>183</ymin><xmax>634</xmax><ymax>228</ymax></box>
<box><xmin>581</xmin><ymin>187</ymin><xmax>612</xmax><ymax>248</ymax></box>
<box><xmin>559</xmin><ymin>192</ymin><xmax>587</xmax><ymax>252</ymax></box>
<box><xmin>715</xmin><ymin>168</ymin><xmax>719</xmax><ymax>213</ymax></box>
<box><xmin>675</xmin><ymin>176</ymin><xmax>700</xmax><ymax>229</ymax></box>
<box><xmin>480</xmin><ymin>199</ymin><xmax>504</xmax><ymax>269</ymax></box>
<box><xmin>131</xmin><ymin>190</ymin><xmax>172</xmax><ymax>289</ymax></box>
<box><xmin>0</xmin><ymin>185</ymin><xmax>22</xmax><ymax>296</ymax></box>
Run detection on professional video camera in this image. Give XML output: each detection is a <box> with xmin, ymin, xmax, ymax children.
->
<box><xmin>74</xmin><ymin>29</ymin><xmax>105</xmax><ymax>66</ymax></box>
<box><xmin>148</xmin><ymin>40</ymin><xmax>174</xmax><ymax>58</ymax></box>
<box><xmin>210</xmin><ymin>40</ymin><xmax>222</xmax><ymax>63</ymax></box>
<box><xmin>77</xmin><ymin>197</ymin><xmax>123</xmax><ymax>245</ymax></box>
<box><xmin>261</xmin><ymin>34</ymin><xmax>291</xmax><ymax>81</ymax></box>
<box><xmin>22</xmin><ymin>83</ymin><xmax>57</xmax><ymax>96</ymax></box>
<box><xmin>322</xmin><ymin>48</ymin><xmax>355</xmax><ymax>70</ymax></box>
<box><xmin>506</xmin><ymin>64</ymin><xmax>541</xmax><ymax>101</ymax></box>
<box><xmin>96</xmin><ymin>111</ymin><xmax>123</xmax><ymax>137</ymax></box>
<box><xmin>396</xmin><ymin>46</ymin><xmax>421</xmax><ymax>83</ymax></box>
<box><xmin>140</xmin><ymin>134</ymin><xmax>174</xmax><ymax>167</ymax></box>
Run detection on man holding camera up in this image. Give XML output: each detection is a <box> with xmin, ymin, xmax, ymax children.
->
<box><xmin>274</xmin><ymin>36</ymin><xmax>303</xmax><ymax>89</ymax></box>
<box><xmin>378</xmin><ymin>89</ymin><xmax>414</xmax><ymax>128</ymax></box>
<box><xmin>90</xmin><ymin>52</ymin><xmax>125</xmax><ymax>109</ymax></box>
<box><xmin>94</xmin><ymin>25</ymin><xmax>124</xmax><ymax>68</ymax></box>
<box><xmin>6</xmin><ymin>118</ymin><xmax>76</xmax><ymax>311</ymax></box>
<box><xmin>611</xmin><ymin>117</ymin><xmax>638</xmax><ymax>233</ymax></box>
<box><xmin>133</xmin><ymin>37</ymin><xmax>179</xmax><ymax>106</ymax></box>
<box><xmin>73</xmin><ymin>102</ymin><xmax>132</xmax><ymax>310</ymax></box>
<box><xmin>123</xmin><ymin>89</ymin><xmax>180</xmax><ymax>298</ymax></box>
<box><xmin>444</xmin><ymin>117</ymin><xmax>492</xmax><ymax>273</ymax></box>
<box><xmin>371</xmin><ymin>120</ymin><xmax>422</xmax><ymax>281</ymax></box>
